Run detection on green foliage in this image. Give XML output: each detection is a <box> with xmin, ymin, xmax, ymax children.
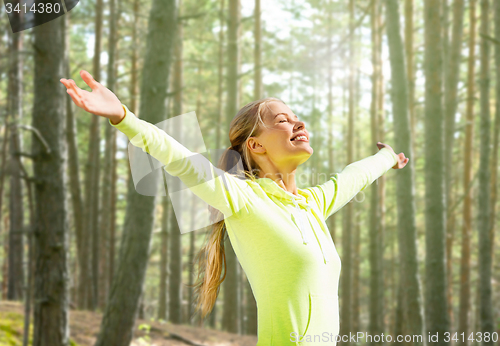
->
<box><xmin>0</xmin><ymin>311</ymin><xmax>80</xmax><ymax>346</ymax></box>
<box><xmin>0</xmin><ymin>312</ymin><xmax>30</xmax><ymax>346</ymax></box>
<box><xmin>136</xmin><ymin>323</ymin><xmax>152</xmax><ymax>344</ymax></box>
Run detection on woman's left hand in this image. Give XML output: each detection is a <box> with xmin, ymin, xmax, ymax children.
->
<box><xmin>376</xmin><ymin>142</ymin><xmax>409</xmax><ymax>169</ymax></box>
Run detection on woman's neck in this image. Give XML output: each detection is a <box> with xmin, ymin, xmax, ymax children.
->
<box><xmin>258</xmin><ymin>166</ymin><xmax>299</xmax><ymax>196</ymax></box>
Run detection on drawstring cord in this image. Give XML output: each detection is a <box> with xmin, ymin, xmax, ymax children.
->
<box><xmin>292</xmin><ymin>199</ymin><xmax>310</xmax><ymax>244</ymax></box>
<box><xmin>256</xmin><ymin>178</ymin><xmax>331</xmax><ymax>264</ymax></box>
<box><xmin>291</xmin><ymin>198</ymin><xmax>330</xmax><ymax>264</ymax></box>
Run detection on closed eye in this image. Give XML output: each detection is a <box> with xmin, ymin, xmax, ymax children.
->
<box><xmin>279</xmin><ymin>119</ymin><xmax>288</xmax><ymax>123</ymax></box>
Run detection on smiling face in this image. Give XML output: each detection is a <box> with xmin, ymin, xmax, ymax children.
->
<box><xmin>246</xmin><ymin>101</ymin><xmax>313</xmax><ymax>172</ymax></box>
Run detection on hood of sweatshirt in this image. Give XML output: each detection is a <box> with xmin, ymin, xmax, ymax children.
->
<box><xmin>254</xmin><ymin>177</ymin><xmax>331</xmax><ymax>264</ymax></box>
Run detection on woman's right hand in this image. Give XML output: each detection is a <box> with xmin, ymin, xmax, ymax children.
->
<box><xmin>60</xmin><ymin>70</ymin><xmax>125</xmax><ymax>122</ymax></box>
<box><xmin>376</xmin><ymin>142</ymin><xmax>409</xmax><ymax>169</ymax></box>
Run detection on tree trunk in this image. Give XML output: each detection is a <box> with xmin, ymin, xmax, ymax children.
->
<box><xmin>404</xmin><ymin>0</ymin><xmax>415</xmax><ymax>159</ymax></box>
<box><xmin>0</xmin><ymin>58</ymin><xmax>11</xmax><ymax>301</ymax></box>
<box><xmin>7</xmin><ymin>15</ymin><xmax>24</xmax><ymax>302</ymax></box>
<box><xmin>187</xmin><ymin>73</ymin><xmax>200</xmax><ymax>323</ymax></box>
<box><xmin>490</xmin><ymin>0</ymin><xmax>500</xmax><ymax>275</ymax></box>
<box><xmin>109</xmin><ymin>113</ymin><xmax>117</xmax><ymax>293</ymax></box>
<box><xmin>376</xmin><ymin>2</ymin><xmax>388</xmax><ymax>334</ymax></box>
<box><xmin>458</xmin><ymin>1</ymin><xmax>476</xmax><ymax>343</ymax></box>
<box><xmin>187</xmin><ymin>193</ymin><xmax>196</xmax><ymax>323</ymax></box>
<box><xmin>216</xmin><ymin>0</ymin><xmax>225</xmax><ymax>152</ymax></box>
<box><xmin>385</xmin><ymin>1</ymin><xmax>425</xmax><ymax>345</ymax></box>
<box><xmin>352</xmin><ymin>208</ymin><xmax>360</xmax><ymax>334</ymax></box>
<box><xmin>124</xmin><ymin>0</ymin><xmax>140</xmax><ymax>292</ymax></box>
<box><xmin>423</xmin><ymin>1</ymin><xmax>450</xmax><ymax>344</ymax></box>
<box><xmin>32</xmin><ymin>13</ymin><xmax>69</xmax><ymax>346</ymax></box>
<box><xmin>222</xmin><ymin>0</ymin><xmax>241</xmax><ymax>335</ymax></box>
<box><xmin>369</xmin><ymin>1</ymin><xmax>384</xmax><ymax>342</ymax></box>
<box><xmin>351</xmin><ymin>124</ymin><xmax>361</xmax><ymax>333</ymax></box>
<box><xmin>23</xmin><ymin>225</ymin><xmax>34</xmax><ymax>346</ymax></box>
<box><xmin>340</xmin><ymin>0</ymin><xmax>355</xmax><ymax>346</ymax></box>
<box><xmin>158</xmin><ymin>180</ymin><xmax>170</xmax><ymax>321</ymax></box>
<box><xmin>89</xmin><ymin>0</ymin><xmax>104</xmax><ymax>311</ymax></box>
<box><xmin>340</xmin><ymin>1</ymin><xmax>355</xmax><ymax>344</ymax></box>
<box><xmin>94</xmin><ymin>0</ymin><xmax>177</xmax><ymax>344</ymax></box>
<box><xmin>22</xmin><ymin>29</ymin><xmax>37</xmax><ymax>345</ymax></box>
<box><xmin>326</xmin><ymin>0</ymin><xmax>337</xmax><ymax>245</ymax></box>
<box><xmin>254</xmin><ymin>0</ymin><xmax>262</xmax><ymax>101</ymax></box>
<box><xmin>108</xmin><ymin>0</ymin><xmax>121</xmax><ymax>294</ymax></box>
<box><xmin>129</xmin><ymin>0</ymin><xmax>140</xmax><ymax>116</ymax></box>
<box><xmin>394</xmin><ymin>273</ymin><xmax>404</xmax><ymax>338</ymax></box>
<box><xmin>64</xmin><ymin>10</ymin><xmax>87</xmax><ymax>309</ymax></box>
<box><xmin>477</xmin><ymin>0</ymin><xmax>494</xmax><ymax>343</ymax></box>
<box><xmin>444</xmin><ymin>0</ymin><xmax>464</xmax><ymax>333</ymax></box>
<box><xmin>168</xmin><ymin>1</ymin><xmax>184</xmax><ymax>324</ymax></box>
<box><xmin>98</xmin><ymin>0</ymin><xmax>119</xmax><ymax>310</ymax></box>
<box><xmin>208</xmin><ymin>299</ymin><xmax>217</xmax><ymax>329</ymax></box>
<box><xmin>441</xmin><ymin>0</ymin><xmax>449</xmax><ymax>120</ymax></box>
<box><xmin>211</xmin><ymin>1</ymin><xmax>226</xmax><ymax>327</ymax></box>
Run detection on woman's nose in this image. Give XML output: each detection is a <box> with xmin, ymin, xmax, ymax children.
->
<box><xmin>294</xmin><ymin>121</ymin><xmax>305</xmax><ymax>130</ymax></box>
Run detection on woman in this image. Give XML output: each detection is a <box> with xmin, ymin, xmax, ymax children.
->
<box><xmin>60</xmin><ymin>70</ymin><xmax>408</xmax><ymax>345</ymax></box>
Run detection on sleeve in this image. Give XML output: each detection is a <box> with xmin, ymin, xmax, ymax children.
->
<box><xmin>305</xmin><ymin>147</ymin><xmax>399</xmax><ymax>220</ymax></box>
<box><xmin>109</xmin><ymin>103</ymin><xmax>253</xmax><ymax>217</ymax></box>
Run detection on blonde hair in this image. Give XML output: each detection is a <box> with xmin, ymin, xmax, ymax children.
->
<box><xmin>189</xmin><ymin>97</ymin><xmax>286</xmax><ymax>320</ymax></box>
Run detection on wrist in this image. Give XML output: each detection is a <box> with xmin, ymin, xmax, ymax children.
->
<box><xmin>379</xmin><ymin>147</ymin><xmax>399</xmax><ymax>167</ymax></box>
<box><xmin>110</xmin><ymin>105</ymin><xmax>126</xmax><ymax>125</ymax></box>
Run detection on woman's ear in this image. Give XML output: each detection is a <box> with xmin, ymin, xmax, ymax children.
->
<box><xmin>247</xmin><ymin>137</ymin><xmax>266</xmax><ymax>154</ymax></box>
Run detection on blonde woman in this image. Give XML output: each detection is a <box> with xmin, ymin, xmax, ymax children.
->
<box><xmin>60</xmin><ymin>70</ymin><xmax>408</xmax><ymax>345</ymax></box>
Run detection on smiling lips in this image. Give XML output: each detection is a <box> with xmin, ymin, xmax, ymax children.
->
<box><xmin>291</xmin><ymin>135</ymin><xmax>308</xmax><ymax>142</ymax></box>
<box><xmin>290</xmin><ymin>132</ymin><xmax>309</xmax><ymax>142</ymax></box>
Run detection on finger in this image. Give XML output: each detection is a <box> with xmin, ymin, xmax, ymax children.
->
<box><xmin>80</xmin><ymin>70</ymin><xmax>100</xmax><ymax>90</ymax></box>
<box><xmin>66</xmin><ymin>88</ymin><xmax>84</xmax><ymax>108</ymax></box>
<box><xmin>62</xmin><ymin>79</ymin><xmax>89</xmax><ymax>109</ymax></box>
<box><xmin>66</xmin><ymin>89</ymin><xmax>81</xmax><ymax>106</ymax></box>
<box><xmin>401</xmin><ymin>157</ymin><xmax>409</xmax><ymax>168</ymax></box>
<box><xmin>60</xmin><ymin>78</ymin><xmax>72</xmax><ymax>89</ymax></box>
<box><xmin>64</xmin><ymin>79</ymin><xmax>83</xmax><ymax>96</ymax></box>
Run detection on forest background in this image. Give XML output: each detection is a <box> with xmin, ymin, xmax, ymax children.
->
<box><xmin>0</xmin><ymin>0</ymin><xmax>499</xmax><ymax>345</ymax></box>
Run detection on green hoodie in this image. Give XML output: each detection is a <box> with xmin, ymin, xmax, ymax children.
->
<box><xmin>109</xmin><ymin>104</ymin><xmax>399</xmax><ymax>345</ymax></box>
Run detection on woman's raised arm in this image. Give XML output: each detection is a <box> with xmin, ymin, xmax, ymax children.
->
<box><xmin>60</xmin><ymin>70</ymin><xmax>254</xmax><ymax>219</ymax></box>
<box><xmin>306</xmin><ymin>145</ymin><xmax>407</xmax><ymax>220</ymax></box>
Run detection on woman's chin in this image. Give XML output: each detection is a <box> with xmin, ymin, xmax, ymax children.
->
<box><xmin>302</xmin><ymin>145</ymin><xmax>313</xmax><ymax>155</ymax></box>
<box><xmin>291</xmin><ymin>141</ymin><xmax>313</xmax><ymax>151</ymax></box>
<box><xmin>297</xmin><ymin>148</ymin><xmax>314</xmax><ymax>163</ymax></box>
<box><xmin>283</xmin><ymin>144</ymin><xmax>313</xmax><ymax>162</ymax></box>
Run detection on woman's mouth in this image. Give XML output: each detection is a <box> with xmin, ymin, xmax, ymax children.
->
<box><xmin>290</xmin><ymin>135</ymin><xmax>308</xmax><ymax>142</ymax></box>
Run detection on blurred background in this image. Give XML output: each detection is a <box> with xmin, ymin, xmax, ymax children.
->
<box><xmin>0</xmin><ymin>0</ymin><xmax>499</xmax><ymax>345</ymax></box>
